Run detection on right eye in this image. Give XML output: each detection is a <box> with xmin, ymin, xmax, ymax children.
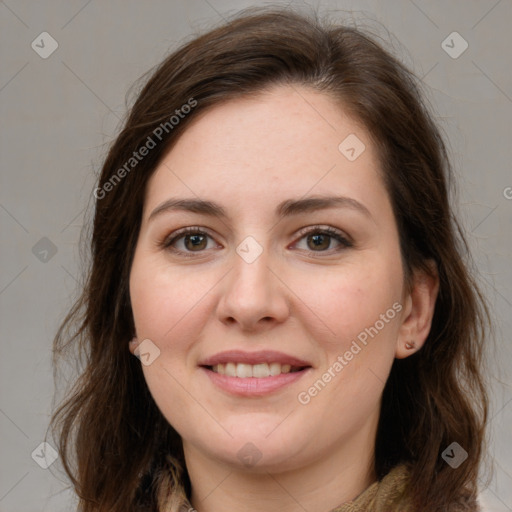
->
<box><xmin>162</xmin><ymin>227</ymin><xmax>221</xmax><ymax>256</ymax></box>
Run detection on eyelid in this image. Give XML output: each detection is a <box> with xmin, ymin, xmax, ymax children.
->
<box><xmin>293</xmin><ymin>225</ymin><xmax>353</xmax><ymax>245</ymax></box>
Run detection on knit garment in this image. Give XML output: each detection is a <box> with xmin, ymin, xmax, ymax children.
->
<box><xmin>177</xmin><ymin>464</ymin><xmax>481</xmax><ymax>512</ymax></box>
<box><xmin>330</xmin><ymin>464</ymin><xmax>481</xmax><ymax>512</ymax></box>
<box><xmin>329</xmin><ymin>464</ymin><xmax>412</xmax><ymax>512</ymax></box>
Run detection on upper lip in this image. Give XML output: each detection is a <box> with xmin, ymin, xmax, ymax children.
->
<box><xmin>199</xmin><ymin>350</ymin><xmax>312</xmax><ymax>368</ymax></box>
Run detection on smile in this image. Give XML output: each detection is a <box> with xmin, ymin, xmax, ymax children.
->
<box><xmin>199</xmin><ymin>349</ymin><xmax>313</xmax><ymax>396</ymax></box>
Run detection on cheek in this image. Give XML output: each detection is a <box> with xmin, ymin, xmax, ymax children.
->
<box><xmin>295</xmin><ymin>267</ymin><xmax>401</xmax><ymax>425</ymax></box>
<box><xmin>129</xmin><ymin>255</ymin><xmax>205</xmax><ymax>427</ymax></box>
<box><xmin>129</xmin><ymin>254</ymin><xmax>214</xmax><ymax>399</ymax></box>
<box><xmin>301</xmin><ymin>262</ymin><xmax>402</xmax><ymax>347</ymax></box>
<box><xmin>129</xmin><ymin>251</ymin><xmax>208</xmax><ymax>339</ymax></box>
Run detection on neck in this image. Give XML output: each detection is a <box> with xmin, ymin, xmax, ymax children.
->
<box><xmin>183</xmin><ymin>417</ymin><xmax>378</xmax><ymax>512</ymax></box>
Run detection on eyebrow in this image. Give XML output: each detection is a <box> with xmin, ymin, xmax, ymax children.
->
<box><xmin>148</xmin><ymin>195</ymin><xmax>373</xmax><ymax>223</ymax></box>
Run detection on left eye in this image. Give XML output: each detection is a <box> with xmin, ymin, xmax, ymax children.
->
<box><xmin>293</xmin><ymin>227</ymin><xmax>353</xmax><ymax>252</ymax></box>
<box><xmin>162</xmin><ymin>226</ymin><xmax>352</xmax><ymax>256</ymax></box>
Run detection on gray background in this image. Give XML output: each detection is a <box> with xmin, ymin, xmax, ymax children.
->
<box><xmin>0</xmin><ymin>1</ymin><xmax>511</xmax><ymax>511</ymax></box>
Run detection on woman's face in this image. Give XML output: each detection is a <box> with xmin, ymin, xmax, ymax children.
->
<box><xmin>129</xmin><ymin>85</ymin><xmax>414</xmax><ymax>473</ymax></box>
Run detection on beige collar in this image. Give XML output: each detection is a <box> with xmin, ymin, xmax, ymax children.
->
<box><xmin>329</xmin><ymin>464</ymin><xmax>412</xmax><ymax>512</ymax></box>
<box><xmin>178</xmin><ymin>464</ymin><xmax>412</xmax><ymax>512</ymax></box>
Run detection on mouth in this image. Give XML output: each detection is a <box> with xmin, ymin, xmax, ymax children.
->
<box><xmin>198</xmin><ymin>350</ymin><xmax>312</xmax><ymax>396</ymax></box>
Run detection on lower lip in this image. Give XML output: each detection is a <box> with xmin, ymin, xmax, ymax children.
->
<box><xmin>201</xmin><ymin>367</ymin><xmax>310</xmax><ymax>397</ymax></box>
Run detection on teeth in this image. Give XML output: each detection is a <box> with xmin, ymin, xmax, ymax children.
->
<box><xmin>211</xmin><ymin>362</ymin><xmax>299</xmax><ymax>378</ymax></box>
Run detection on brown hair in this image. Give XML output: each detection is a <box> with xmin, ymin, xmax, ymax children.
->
<box><xmin>50</xmin><ymin>6</ymin><xmax>491</xmax><ymax>511</ymax></box>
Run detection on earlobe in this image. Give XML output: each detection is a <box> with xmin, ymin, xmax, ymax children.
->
<box><xmin>128</xmin><ymin>337</ymin><xmax>139</xmax><ymax>355</ymax></box>
<box><xmin>395</xmin><ymin>262</ymin><xmax>439</xmax><ymax>359</ymax></box>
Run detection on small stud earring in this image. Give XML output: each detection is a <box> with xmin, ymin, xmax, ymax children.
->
<box><xmin>405</xmin><ymin>341</ymin><xmax>416</xmax><ymax>350</ymax></box>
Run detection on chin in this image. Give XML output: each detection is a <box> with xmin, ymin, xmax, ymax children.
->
<box><xmin>193</xmin><ymin>425</ymin><xmax>313</xmax><ymax>473</ymax></box>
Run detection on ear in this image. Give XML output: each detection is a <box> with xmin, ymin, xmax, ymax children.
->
<box><xmin>128</xmin><ymin>337</ymin><xmax>140</xmax><ymax>355</ymax></box>
<box><xmin>395</xmin><ymin>261</ymin><xmax>439</xmax><ymax>359</ymax></box>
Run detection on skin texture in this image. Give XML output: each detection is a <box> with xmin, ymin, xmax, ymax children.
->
<box><xmin>129</xmin><ymin>85</ymin><xmax>439</xmax><ymax>512</ymax></box>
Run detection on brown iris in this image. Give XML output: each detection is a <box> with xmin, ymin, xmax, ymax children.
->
<box><xmin>184</xmin><ymin>233</ymin><xmax>208</xmax><ymax>251</ymax></box>
<box><xmin>307</xmin><ymin>233</ymin><xmax>330</xmax><ymax>251</ymax></box>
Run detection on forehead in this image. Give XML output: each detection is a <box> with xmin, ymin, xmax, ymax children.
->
<box><xmin>143</xmin><ymin>85</ymin><xmax>388</xmax><ymax>222</ymax></box>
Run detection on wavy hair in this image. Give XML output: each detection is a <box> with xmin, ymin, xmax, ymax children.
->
<box><xmin>50</xmin><ymin>6</ymin><xmax>491</xmax><ymax>511</ymax></box>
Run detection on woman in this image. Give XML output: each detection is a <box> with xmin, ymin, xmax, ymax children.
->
<box><xmin>50</xmin><ymin>7</ymin><xmax>491</xmax><ymax>512</ymax></box>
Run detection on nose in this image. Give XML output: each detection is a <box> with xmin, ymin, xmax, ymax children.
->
<box><xmin>216</xmin><ymin>244</ymin><xmax>290</xmax><ymax>332</ymax></box>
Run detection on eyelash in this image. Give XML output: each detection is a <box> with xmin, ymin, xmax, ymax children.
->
<box><xmin>161</xmin><ymin>225</ymin><xmax>353</xmax><ymax>258</ymax></box>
